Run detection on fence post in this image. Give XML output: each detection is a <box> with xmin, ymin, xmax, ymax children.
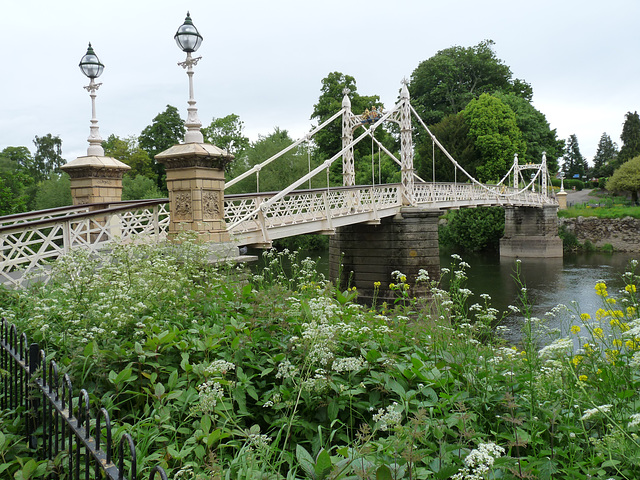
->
<box><xmin>27</xmin><ymin>343</ymin><xmax>40</xmax><ymax>450</ymax></box>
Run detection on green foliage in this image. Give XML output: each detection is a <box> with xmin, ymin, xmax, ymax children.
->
<box><xmin>32</xmin><ymin>134</ymin><xmax>65</xmax><ymax>183</ymax></box>
<box><xmin>592</xmin><ymin>132</ymin><xmax>619</xmax><ymax>178</ymax></box>
<box><xmin>3</xmin><ymin>244</ymin><xmax>640</xmax><ymax>479</ymax></box>
<box><xmin>439</xmin><ymin>206</ymin><xmax>505</xmax><ymax>252</ymax></box>
<box><xmin>310</xmin><ymin>72</ymin><xmax>394</xmax><ymax>186</ymax></box>
<box><xmin>0</xmin><ymin>152</ymin><xmax>34</xmax><ymax>214</ymax></box>
<box><xmin>617</xmin><ymin>111</ymin><xmax>640</xmax><ymax>166</ymax></box>
<box><xmin>202</xmin><ymin>114</ymin><xmax>250</xmax><ymax>157</ymax></box>
<box><xmin>415</xmin><ymin>113</ymin><xmax>478</xmax><ymax>182</ymax></box>
<box><xmin>34</xmin><ymin>173</ymin><xmax>72</xmax><ymax>210</ymax></box>
<box><xmin>122</xmin><ymin>175</ymin><xmax>165</xmax><ymax>200</ymax></box>
<box><xmin>139</xmin><ymin>105</ymin><xmax>185</xmax><ymax>190</ymax></box>
<box><xmin>606</xmin><ymin>154</ymin><xmax>640</xmax><ymax>203</ymax></box>
<box><xmin>227</xmin><ymin>127</ymin><xmax>316</xmax><ymax>194</ymax></box>
<box><xmin>103</xmin><ymin>134</ymin><xmax>156</xmax><ymax>182</ymax></box>
<box><xmin>562</xmin><ymin>134</ymin><xmax>589</xmax><ymax>179</ymax></box>
<box><xmin>493</xmin><ymin>92</ymin><xmax>563</xmax><ymax>172</ymax></box>
<box><xmin>409</xmin><ymin>39</ymin><xmax>531</xmax><ymax>126</ymax></box>
<box><xmin>462</xmin><ymin>94</ymin><xmax>525</xmax><ymax>183</ymax></box>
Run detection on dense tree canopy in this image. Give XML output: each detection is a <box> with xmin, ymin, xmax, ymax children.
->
<box><xmin>562</xmin><ymin>134</ymin><xmax>589</xmax><ymax>179</ymax></box>
<box><xmin>139</xmin><ymin>105</ymin><xmax>185</xmax><ymax>190</ymax></box>
<box><xmin>310</xmin><ymin>72</ymin><xmax>395</xmax><ymax>185</ymax></box>
<box><xmin>462</xmin><ymin>94</ymin><xmax>525</xmax><ymax>183</ymax></box>
<box><xmin>102</xmin><ymin>135</ymin><xmax>155</xmax><ymax>181</ymax></box>
<box><xmin>606</xmin><ymin>155</ymin><xmax>640</xmax><ymax>203</ymax></box>
<box><xmin>202</xmin><ymin>114</ymin><xmax>250</xmax><ymax>157</ymax></box>
<box><xmin>409</xmin><ymin>40</ymin><xmax>532</xmax><ymax>126</ymax></box>
<box><xmin>226</xmin><ymin>128</ymin><xmax>312</xmax><ymax>194</ymax></box>
<box><xmin>591</xmin><ymin>132</ymin><xmax>618</xmax><ymax>178</ymax></box>
<box><xmin>493</xmin><ymin>92</ymin><xmax>563</xmax><ymax>172</ymax></box>
<box><xmin>32</xmin><ymin>134</ymin><xmax>64</xmax><ymax>183</ymax></box>
<box><xmin>617</xmin><ymin>111</ymin><xmax>640</xmax><ymax>166</ymax></box>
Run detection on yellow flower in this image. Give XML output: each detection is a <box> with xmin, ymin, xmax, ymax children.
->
<box><xmin>404</xmin><ymin>284</ymin><xmax>410</xmax><ymax>290</ymax></box>
<box><xmin>596</xmin><ymin>308</ymin><xmax>609</xmax><ymax>320</ymax></box>
<box><xmin>626</xmin><ymin>284</ymin><xmax>637</xmax><ymax>293</ymax></box>
<box><xmin>374</xmin><ymin>281</ymin><xmax>381</xmax><ymax>288</ymax></box>
<box><xmin>580</xmin><ymin>313</ymin><xmax>591</xmax><ymax>321</ymax></box>
<box><xmin>612</xmin><ymin>310</ymin><xmax>624</xmax><ymax>318</ymax></box>
<box><xmin>570</xmin><ymin>325</ymin><xmax>581</xmax><ymax>334</ymax></box>
<box><xmin>400</xmin><ymin>275</ymin><xmax>407</xmax><ymax>283</ymax></box>
<box><xmin>389</xmin><ymin>283</ymin><xmax>395</xmax><ymax>289</ymax></box>
<box><xmin>626</xmin><ymin>339</ymin><xmax>636</xmax><ymax>349</ymax></box>
<box><xmin>606</xmin><ymin>298</ymin><xmax>617</xmax><ymax>305</ymax></box>
<box><xmin>613</xmin><ymin>339</ymin><xmax>623</xmax><ymax>348</ymax></box>
<box><xmin>593</xmin><ymin>327</ymin><xmax>604</xmax><ymax>339</ymax></box>
<box><xmin>572</xmin><ymin>355</ymin><xmax>583</xmax><ymax>366</ymax></box>
<box><xmin>579</xmin><ymin>375</ymin><xmax>588</xmax><ymax>382</ymax></box>
<box><xmin>583</xmin><ymin>343</ymin><xmax>594</xmax><ymax>353</ymax></box>
<box><xmin>628</xmin><ymin>306</ymin><xmax>637</xmax><ymax>317</ymax></box>
<box><xmin>595</xmin><ymin>282</ymin><xmax>608</xmax><ymax>297</ymax></box>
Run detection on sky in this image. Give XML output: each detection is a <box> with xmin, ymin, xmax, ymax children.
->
<box><xmin>1</xmin><ymin>0</ymin><xmax>639</xmax><ymax>166</ymax></box>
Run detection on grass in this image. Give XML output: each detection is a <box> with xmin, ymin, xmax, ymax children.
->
<box><xmin>1</xmin><ymin>236</ymin><xmax>640</xmax><ymax>479</ymax></box>
<box><xmin>558</xmin><ymin>205</ymin><xmax>640</xmax><ymax>219</ymax></box>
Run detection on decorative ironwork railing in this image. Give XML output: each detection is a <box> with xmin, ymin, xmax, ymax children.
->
<box><xmin>0</xmin><ymin>200</ymin><xmax>170</xmax><ymax>287</ymax></box>
<box><xmin>413</xmin><ymin>182</ymin><xmax>556</xmax><ymax>207</ymax></box>
<box><xmin>224</xmin><ymin>185</ymin><xmax>403</xmax><ymax>243</ymax></box>
<box><xmin>0</xmin><ymin>318</ymin><xmax>168</xmax><ymax>480</ymax></box>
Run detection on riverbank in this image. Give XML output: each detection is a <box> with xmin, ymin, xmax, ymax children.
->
<box><xmin>559</xmin><ymin>216</ymin><xmax>640</xmax><ymax>252</ymax></box>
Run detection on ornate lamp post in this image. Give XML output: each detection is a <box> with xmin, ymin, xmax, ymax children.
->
<box><xmin>175</xmin><ymin>12</ymin><xmax>204</xmax><ymax>143</ymax></box>
<box><xmin>79</xmin><ymin>43</ymin><xmax>105</xmax><ymax>156</ymax></box>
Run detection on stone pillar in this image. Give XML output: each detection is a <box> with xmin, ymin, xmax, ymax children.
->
<box><xmin>329</xmin><ymin>208</ymin><xmax>440</xmax><ymax>304</ymax></box>
<box><xmin>155</xmin><ymin>143</ymin><xmax>233</xmax><ymax>244</ymax></box>
<box><xmin>557</xmin><ymin>190</ymin><xmax>568</xmax><ymax>210</ymax></box>
<box><xmin>61</xmin><ymin>155</ymin><xmax>130</xmax><ymax>207</ymax></box>
<box><xmin>500</xmin><ymin>205</ymin><xmax>563</xmax><ymax>257</ymax></box>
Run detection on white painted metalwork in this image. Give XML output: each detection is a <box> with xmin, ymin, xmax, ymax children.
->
<box><xmin>0</xmin><ymin>201</ymin><xmax>169</xmax><ymax>287</ymax></box>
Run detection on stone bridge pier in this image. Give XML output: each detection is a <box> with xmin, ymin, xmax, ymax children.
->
<box><xmin>329</xmin><ymin>208</ymin><xmax>440</xmax><ymax>304</ymax></box>
<box><xmin>500</xmin><ymin>205</ymin><xmax>563</xmax><ymax>257</ymax></box>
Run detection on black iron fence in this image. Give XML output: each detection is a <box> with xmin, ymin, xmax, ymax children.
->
<box><xmin>0</xmin><ymin>318</ymin><xmax>168</xmax><ymax>480</ymax></box>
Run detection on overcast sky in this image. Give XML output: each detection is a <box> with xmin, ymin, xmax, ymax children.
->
<box><xmin>1</xmin><ymin>0</ymin><xmax>639</xmax><ymax>166</ymax></box>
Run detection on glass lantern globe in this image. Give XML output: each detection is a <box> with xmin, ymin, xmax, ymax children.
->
<box><xmin>79</xmin><ymin>43</ymin><xmax>104</xmax><ymax>79</ymax></box>
<box><xmin>174</xmin><ymin>12</ymin><xmax>203</xmax><ymax>53</ymax></box>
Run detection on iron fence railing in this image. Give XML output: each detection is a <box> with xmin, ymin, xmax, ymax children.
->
<box><xmin>0</xmin><ymin>318</ymin><xmax>168</xmax><ymax>480</ymax></box>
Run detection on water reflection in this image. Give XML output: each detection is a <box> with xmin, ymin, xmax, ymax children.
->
<box><xmin>252</xmin><ymin>247</ymin><xmax>640</xmax><ymax>346</ymax></box>
<box><xmin>446</xmin><ymin>251</ymin><xmax>640</xmax><ymax>344</ymax></box>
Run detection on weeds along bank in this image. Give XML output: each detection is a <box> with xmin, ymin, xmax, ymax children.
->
<box><xmin>1</xmin><ymin>238</ymin><xmax>640</xmax><ymax>479</ymax></box>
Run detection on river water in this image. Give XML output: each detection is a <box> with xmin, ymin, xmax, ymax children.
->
<box><xmin>284</xmin><ymin>248</ymin><xmax>640</xmax><ymax>345</ymax></box>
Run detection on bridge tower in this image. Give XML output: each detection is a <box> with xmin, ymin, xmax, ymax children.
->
<box><xmin>398</xmin><ymin>80</ymin><xmax>415</xmax><ymax>205</ymax></box>
<box><xmin>341</xmin><ymin>88</ymin><xmax>357</xmax><ymax>186</ymax></box>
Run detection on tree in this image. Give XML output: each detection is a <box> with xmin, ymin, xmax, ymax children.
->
<box><xmin>102</xmin><ymin>134</ymin><xmax>155</xmax><ymax>180</ymax></box>
<box><xmin>617</xmin><ymin>111</ymin><xmax>640</xmax><ymax>166</ymax></box>
<box><xmin>122</xmin><ymin>175</ymin><xmax>164</xmax><ymax>200</ymax></box>
<box><xmin>0</xmin><ymin>151</ymin><xmax>34</xmax><ymax>214</ymax></box>
<box><xmin>139</xmin><ymin>105</ymin><xmax>185</xmax><ymax>190</ymax></box>
<box><xmin>606</xmin><ymin>154</ymin><xmax>640</xmax><ymax>203</ymax></box>
<box><xmin>228</xmin><ymin>128</ymin><xmax>309</xmax><ymax>194</ymax></box>
<box><xmin>32</xmin><ymin>134</ymin><xmax>65</xmax><ymax>183</ymax></box>
<box><xmin>591</xmin><ymin>132</ymin><xmax>618</xmax><ymax>178</ymax></box>
<box><xmin>310</xmin><ymin>72</ymin><xmax>391</xmax><ymax>185</ymax></box>
<box><xmin>34</xmin><ymin>173</ymin><xmax>72</xmax><ymax>210</ymax></box>
<box><xmin>202</xmin><ymin>114</ymin><xmax>250</xmax><ymax>157</ymax></box>
<box><xmin>415</xmin><ymin>112</ymin><xmax>479</xmax><ymax>182</ymax></box>
<box><xmin>439</xmin><ymin>207</ymin><xmax>505</xmax><ymax>252</ymax></box>
<box><xmin>562</xmin><ymin>134</ymin><xmax>588</xmax><ymax>179</ymax></box>
<box><xmin>494</xmin><ymin>92</ymin><xmax>564</xmax><ymax>173</ymax></box>
<box><xmin>462</xmin><ymin>94</ymin><xmax>525</xmax><ymax>183</ymax></box>
<box><xmin>409</xmin><ymin>40</ymin><xmax>532</xmax><ymax>126</ymax></box>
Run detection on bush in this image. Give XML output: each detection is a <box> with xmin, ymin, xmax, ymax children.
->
<box><xmin>3</xmin><ymin>245</ymin><xmax>640</xmax><ymax>479</ymax></box>
<box><xmin>439</xmin><ymin>206</ymin><xmax>504</xmax><ymax>252</ymax></box>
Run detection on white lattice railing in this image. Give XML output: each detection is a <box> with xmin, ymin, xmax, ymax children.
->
<box><xmin>413</xmin><ymin>182</ymin><xmax>555</xmax><ymax>207</ymax></box>
<box><xmin>0</xmin><ymin>200</ymin><xmax>169</xmax><ymax>287</ymax></box>
<box><xmin>225</xmin><ymin>185</ymin><xmax>403</xmax><ymax>244</ymax></box>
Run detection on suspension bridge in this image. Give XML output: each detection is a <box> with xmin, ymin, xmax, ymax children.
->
<box><xmin>0</xmin><ymin>81</ymin><xmax>560</xmax><ymax>291</ymax></box>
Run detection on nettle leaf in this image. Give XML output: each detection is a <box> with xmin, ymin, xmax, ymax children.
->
<box><xmin>296</xmin><ymin>445</ymin><xmax>316</xmax><ymax>479</ymax></box>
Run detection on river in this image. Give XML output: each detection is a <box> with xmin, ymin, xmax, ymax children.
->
<box><xmin>269</xmin><ymin>248</ymin><xmax>640</xmax><ymax>345</ymax></box>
